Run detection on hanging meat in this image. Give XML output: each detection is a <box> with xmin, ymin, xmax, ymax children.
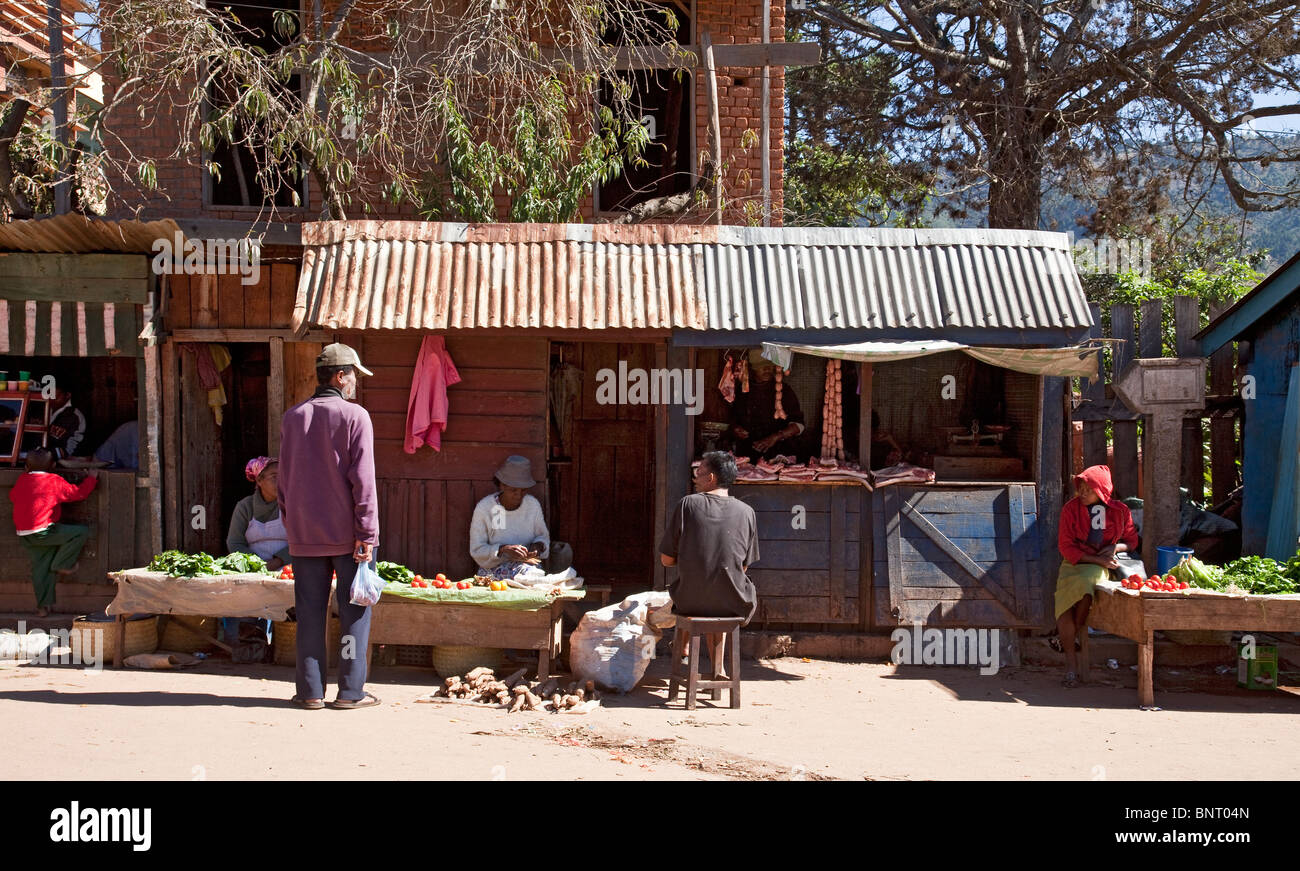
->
<box><xmin>821</xmin><ymin>359</ymin><xmax>845</xmax><ymax>461</ymax></box>
<box><xmin>773</xmin><ymin>367</ymin><xmax>787</xmax><ymax>420</ymax></box>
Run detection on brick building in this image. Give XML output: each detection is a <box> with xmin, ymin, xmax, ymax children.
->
<box><xmin>103</xmin><ymin>0</ymin><xmax>792</xmax><ymax>228</ymax></box>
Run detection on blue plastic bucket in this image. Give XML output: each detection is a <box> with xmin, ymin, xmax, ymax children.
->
<box><xmin>1156</xmin><ymin>546</ymin><xmax>1195</xmax><ymax>574</ymax></box>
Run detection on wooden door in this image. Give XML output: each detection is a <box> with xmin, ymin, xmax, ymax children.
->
<box><xmin>873</xmin><ymin>484</ymin><xmax>1043</xmax><ymax>628</ymax></box>
<box><xmin>551</xmin><ymin>342</ymin><xmax>656</xmax><ymax>589</ymax></box>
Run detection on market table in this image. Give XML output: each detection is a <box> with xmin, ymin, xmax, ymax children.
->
<box><xmin>106</xmin><ymin>570</ymin><xmax>597</xmax><ymax>677</ymax></box>
<box><xmin>1089</xmin><ymin>580</ymin><xmax>1300</xmax><ymax>706</ymax></box>
<box><xmin>107</xmin><ymin>569</ymin><xmax>297</xmax><ymax>667</ymax></box>
<box><xmin>368</xmin><ymin>584</ymin><xmax>591</xmax><ymax>679</ymax></box>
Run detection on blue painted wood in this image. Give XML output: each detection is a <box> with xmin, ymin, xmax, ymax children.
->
<box><xmin>761</xmin><ymin>596</ymin><xmax>860</xmax><ymax>623</ymax></box>
<box><xmin>732</xmin><ymin>483</ymin><xmax>832</xmax><ymax>512</ymax></box>
<box><xmin>900</xmin><ymin>501</ymin><xmax>1020</xmax><ymax>613</ymax></box>
<box><xmin>894</xmin><ymin>534</ymin><xmax>1040</xmax><ymax>563</ymax></box>
<box><xmin>901</xmin><ymin>487</ymin><xmax>1033</xmax><ymax>516</ymax></box>
<box><xmin>830</xmin><ymin>485</ymin><xmax>847</xmax><ymax>619</ymax></box>
<box><xmin>874</xmin><ymin>559</ymin><xmax>1038</xmax><ymax>588</ymax></box>
<box><xmin>1240</xmin><ymin>307</ymin><xmax>1300</xmax><ymax>554</ymax></box>
<box><xmin>755</xmin><ymin>511</ymin><xmax>860</xmax><ymax>542</ymax></box>
<box><xmin>749</xmin><ymin>570</ymin><xmax>832</xmax><ymax>597</ymax></box>
<box><xmin>1008</xmin><ymin>484</ymin><xmax>1034</xmax><ymax>621</ymax></box>
<box><xmin>1266</xmin><ymin>364</ymin><xmax>1300</xmax><ymax>560</ymax></box>
<box><xmin>1198</xmin><ymin>249</ymin><xmax>1300</xmax><ymax>354</ymax></box>
<box><xmin>748</xmin><ymin>539</ymin><xmax>859</xmax><ymax>571</ymax></box>
<box><xmin>884</xmin><ymin>486</ymin><xmax>905</xmax><ymax>621</ymax></box>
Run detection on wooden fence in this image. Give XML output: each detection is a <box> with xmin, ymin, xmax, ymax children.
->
<box><xmin>1070</xmin><ymin>296</ymin><xmax>1242</xmax><ymax>507</ymax></box>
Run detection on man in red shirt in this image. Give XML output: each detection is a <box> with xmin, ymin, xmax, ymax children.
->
<box><xmin>8</xmin><ymin>448</ymin><xmax>98</xmax><ymax>616</ymax></box>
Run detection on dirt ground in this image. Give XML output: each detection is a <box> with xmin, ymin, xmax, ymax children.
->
<box><xmin>2</xmin><ymin>653</ymin><xmax>1297</xmax><ymax>781</ymax></box>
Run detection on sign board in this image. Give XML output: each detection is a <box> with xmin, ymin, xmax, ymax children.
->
<box><xmin>1114</xmin><ymin>358</ymin><xmax>1206</xmax><ymax>414</ymax></box>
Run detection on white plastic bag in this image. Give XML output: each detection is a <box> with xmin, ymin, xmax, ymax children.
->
<box><xmin>570</xmin><ymin>591</ymin><xmax>672</xmax><ymax>693</ymax></box>
<box><xmin>349</xmin><ymin>561</ymin><xmax>383</xmax><ymax>607</ymax></box>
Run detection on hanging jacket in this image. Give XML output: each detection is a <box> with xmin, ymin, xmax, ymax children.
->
<box><xmin>1059</xmin><ymin>464</ymin><xmax>1138</xmax><ymax>564</ymax></box>
<box><xmin>404</xmin><ymin>335</ymin><xmax>462</xmax><ymax>453</ymax></box>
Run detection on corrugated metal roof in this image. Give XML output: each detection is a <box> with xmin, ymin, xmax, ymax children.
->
<box><xmin>702</xmin><ymin>226</ymin><xmax>1090</xmax><ymax>331</ymax></box>
<box><xmin>0</xmin><ymin>214</ymin><xmax>183</xmax><ymax>254</ymax></box>
<box><xmin>292</xmin><ymin>221</ymin><xmax>1092</xmax><ymax>335</ymax></box>
<box><xmin>294</xmin><ymin>221</ymin><xmax>713</xmax><ymax>332</ymax></box>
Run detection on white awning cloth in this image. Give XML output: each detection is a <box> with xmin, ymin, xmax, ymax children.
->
<box><xmin>761</xmin><ymin>340</ymin><xmax>1102</xmax><ymax>380</ymax></box>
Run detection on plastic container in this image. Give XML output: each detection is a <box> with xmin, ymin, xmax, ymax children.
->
<box><xmin>17</xmin><ymin>370</ymin><xmax>30</xmax><ymax>381</ymax></box>
<box><xmin>1156</xmin><ymin>546</ymin><xmax>1195</xmax><ymax>575</ymax></box>
<box><xmin>1237</xmin><ymin>643</ymin><xmax>1278</xmax><ymax>691</ymax></box>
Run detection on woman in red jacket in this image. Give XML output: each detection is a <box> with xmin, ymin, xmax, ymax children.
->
<box><xmin>8</xmin><ymin>449</ymin><xmax>98</xmax><ymax>616</ymax></box>
<box><xmin>1056</xmin><ymin>464</ymin><xmax>1138</xmax><ymax>687</ymax></box>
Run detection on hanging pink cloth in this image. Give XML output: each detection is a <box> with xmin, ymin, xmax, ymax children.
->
<box><xmin>404</xmin><ymin>335</ymin><xmax>462</xmax><ymax>453</ymax></box>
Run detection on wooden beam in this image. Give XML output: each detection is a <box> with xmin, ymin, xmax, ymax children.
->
<box><xmin>0</xmin><ymin>277</ymin><xmax>149</xmax><ymax>303</ymax></box>
<box><xmin>170</xmin><ymin>328</ymin><xmax>334</xmax><ymax>343</ymax></box>
<box><xmin>859</xmin><ymin>361</ymin><xmax>873</xmax><ymax>631</ymax></box>
<box><xmin>268</xmin><ymin>336</ymin><xmax>285</xmax><ymax>455</ymax></box>
<box><xmin>517</xmin><ymin>42</ymin><xmax>821</xmax><ymax>72</ymax></box>
<box><xmin>653</xmin><ymin>342</ymin><xmax>668</xmax><ymax>593</ymax></box>
<box><xmin>161</xmin><ymin>339</ymin><xmax>179</xmax><ymax>549</ymax></box>
<box><xmin>701</xmin><ymin>30</ymin><xmax>722</xmax><ymax>226</ymax></box>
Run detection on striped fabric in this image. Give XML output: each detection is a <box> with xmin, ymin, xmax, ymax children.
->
<box><xmin>0</xmin><ymin>299</ymin><xmax>141</xmax><ymax>357</ymax></box>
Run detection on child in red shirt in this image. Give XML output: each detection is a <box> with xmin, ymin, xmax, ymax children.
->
<box><xmin>8</xmin><ymin>449</ymin><xmax>97</xmax><ymax>616</ymax></box>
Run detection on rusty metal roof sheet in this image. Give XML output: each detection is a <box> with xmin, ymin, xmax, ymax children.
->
<box><xmin>0</xmin><ymin>214</ymin><xmax>183</xmax><ymax>254</ymax></box>
<box><xmin>293</xmin><ymin>221</ymin><xmax>714</xmax><ymax>332</ymax></box>
<box><xmin>292</xmin><ymin>221</ymin><xmax>1092</xmax><ymax>335</ymax></box>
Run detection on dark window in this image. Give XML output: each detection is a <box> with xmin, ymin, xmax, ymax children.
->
<box><xmin>596</xmin><ymin>2</ymin><xmax>692</xmax><ymax>213</ymax></box>
<box><xmin>206</xmin><ymin>0</ymin><xmax>306</xmax><ymax>208</ymax></box>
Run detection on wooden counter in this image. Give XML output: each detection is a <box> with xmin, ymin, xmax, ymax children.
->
<box><xmin>1090</xmin><ymin>582</ymin><xmax>1300</xmax><ymax>706</ymax></box>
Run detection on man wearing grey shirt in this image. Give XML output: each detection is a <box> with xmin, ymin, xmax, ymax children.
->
<box><xmin>660</xmin><ymin>451</ymin><xmax>760</xmax><ymax>678</ymax></box>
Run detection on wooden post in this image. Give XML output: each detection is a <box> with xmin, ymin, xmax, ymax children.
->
<box><xmin>161</xmin><ymin>340</ymin><xmax>180</xmax><ymax>549</ymax></box>
<box><xmin>653</xmin><ymin>341</ymin><xmax>669</xmax><ymax>592</ymax></box>
<box><xmin>859</xmin><ymin>362</ymin><xmax>873</xmax><ymax>631</ymax></box>
<box><xmin>1138</xmin><ymin>628</ymin><xmax>1155</xmax><ymax>707</ymax></box>
<box><xmin>1110</xmin><ymin>303</ymin><xmax>1139</xmax><ymax>500</ymax></box>
<box><xmin>1208</xmin><ymin>300</ymin><xmax>1237</xmax><ymax>506</ymax></box>
<box><xmin>1174</xmin><ymin>295</ymin><xmax>1203</xmax><ymax>503</ymax></box>
<box><xmin>268</xmin><ymin>336</ymin><xmax>285</xmax><ymax>454</ymax></box>
<box><xmin>701</xmin><ymin>30</ymin><xmax>723</xmax><ymax>225</ymax></box>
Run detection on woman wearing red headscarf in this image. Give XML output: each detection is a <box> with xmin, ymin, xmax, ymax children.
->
<box><xmin>1056</xmin><ymin>464</ymin><xmax>1139</xmax><ymax>687</ymax></box>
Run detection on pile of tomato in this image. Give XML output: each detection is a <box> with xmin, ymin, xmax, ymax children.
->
<box><xmin>277</xmin><ymin>564</ymin><xmax>294</xmax><ymax>580</ymax></box>
<box><xmin>1121</xmin><ymin>573</ymin><xmax>1190</xmax><ymax>591</ymax></box>
<box><xmin>410</xmin><ymin>573</ymin><xmax>474</xmax><ymax>590</ymax></box>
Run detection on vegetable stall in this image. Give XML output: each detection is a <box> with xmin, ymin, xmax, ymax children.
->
<box><xmin>1091</xmin><ymin>556</ymin><xmax>1300</xmax><ymax>705</ymax></box>
<box><xmin>106</xmin><ymin>551</ymin><xmax>590</xmax><ymax>676</ymax></box>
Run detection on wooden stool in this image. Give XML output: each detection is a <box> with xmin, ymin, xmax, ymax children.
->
<box><xmin>667</xmin><ymin>615</ymin><xmax>742</xmax><ymax>709</ymax></box>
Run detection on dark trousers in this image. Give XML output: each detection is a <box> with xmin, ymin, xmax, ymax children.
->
<box><xmin>293</xmin><ymin>554</ymin><xmax>372</xmax><ymax>701</ymax></box>
<box><xmin>19</xmin><ymin>523</ymin><xmax>89</xmax><ymax>608</ymax></box>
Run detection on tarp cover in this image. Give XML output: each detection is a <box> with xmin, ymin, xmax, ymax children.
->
<box><xmin>108</xmin><ymin>570</ymin><xmax>296</xmax><ymax>621</ymax></box>
<box><xmin>381</xmin><ymin>582</ymin><xmax>586</xmax><ymax>611</ymax></box>
<box><xmin>761</xmin><ymin>340</ymin><xmax>1101</xmax><ymax>379</ymax></box>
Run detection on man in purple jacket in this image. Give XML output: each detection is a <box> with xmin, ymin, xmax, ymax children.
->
<box><xmin>278</xmin><ymin>343</ymin><xmax>380</xmax><ymax>710</ymax></box>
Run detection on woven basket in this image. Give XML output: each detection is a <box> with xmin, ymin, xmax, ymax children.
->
<box><xmin>73</xmin><ymin>616</ymin><xmax>157</xmax><ymax>661</ymax></box>
<box><xmin>432</xmin><ymin>645</ymin><xmax>506</xmax><ymax>678</ymax></box>
<box><xmin>273</xmin><ymin>618</ymin><xmax>342</xmax><ymax>667</ymax></box>
<box><xmin>159</xmin><ymin>616</ymin><xmax>220</xmax><ymax>653</ymax></box>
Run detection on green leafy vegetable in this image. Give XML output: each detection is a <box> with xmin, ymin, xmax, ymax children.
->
<box><xmin>148</xmin><ymin>550</ymin><xmax>273</xmax><ymax>577</ymax></box>
<box><xmin>215</xmin><ymin>552</ymin><xmax>269</xmax><ymax>574</ymax></box>
<box><xmin>1221</xmin><ymin>555</ymin><xmax>1298</xmax><ymax>595</ymax></box>
<box><xmin>376</xmin><ymin>561</ymin><xmax>414</xmax><ymax>584</ymax></box>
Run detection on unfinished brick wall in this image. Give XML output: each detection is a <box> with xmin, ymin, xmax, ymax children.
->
<box><xmin>103</xmin><ymin>0</ymin><xmax>786</xmax><ymax>226</ymax></box>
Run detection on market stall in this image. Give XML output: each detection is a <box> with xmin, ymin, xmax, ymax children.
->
<box><xmin>1090</xmin><ymin>581</ymin><xmax>1300</xmax><ymax>705</ymax></box>
<box><xmin>107</xmin><ymin>557</ymin><xmax>592</xmax><ymax>676</ymax></box>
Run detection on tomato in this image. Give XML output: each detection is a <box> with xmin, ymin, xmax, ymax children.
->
<box><xmin>413</xmin><ymin>575</ymin><xmax>423</xmax><ymax>583</ymax></box>
<box><xmin>457</xmin><ymin>580</ymin><xmax>471</xmax><ymax>589</ymax></box>
<box><xmin>436</xmin><ymin>573</ymin><xmax>447</xmax><ymax>581</ymax></box>
<box><xmin>1178</xmin><ymin>581</ymin><xmax>1189</xmax><ymax>589</ymax></box>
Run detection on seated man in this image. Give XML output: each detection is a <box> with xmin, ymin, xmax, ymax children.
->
<box><xmin>728</xmin><ymin>349</ymin><xmax>805</xmax><ymax>461</ymax></box>
<box><xmin>469</xmin><ymin>455</ymin><xmax>572</xmax><ymax>581</ymax></box>
<box><xmin>659</xmin><ymin>450</ymin><xmax>760</xmax><ymax>679</ymax></box>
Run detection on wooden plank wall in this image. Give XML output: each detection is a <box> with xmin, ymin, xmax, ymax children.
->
<box><xmin>351</xmin><ymin>333</ymin><xmax>548</xmax><ymax>579</ymax></box>
<box><xmin>166</xmin><ymin>265</ymin><xmax>298</xmax><ymax>330</ymax></box>
<box><xmin>872</xmin><ymin>485</ymin><xmax>1040</xmax><ymax>628</ymax></box>
<box><xmin>733</xmin><ymin>483</ymin><xmax>863</xmax><ymax>625</ymax></box>
<box><xmin>1072</xmin><ymin>295</ymin><xmax>1242</xmax><ymax>504</ymax></box>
